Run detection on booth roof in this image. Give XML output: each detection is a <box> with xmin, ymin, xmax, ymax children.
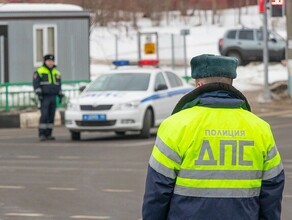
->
<box><xmin>0</xmin><ymin>3</ymin><xmax>83</xmax><ymax>12</ymax></box>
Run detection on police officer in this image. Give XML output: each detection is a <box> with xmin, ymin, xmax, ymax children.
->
<box><xmin>33</xmin><ymin>54</ymin><xmax>63</xmax><ymax>141</ymax></box>
<box><xmin>142</xmin><ymin>54</ymin><xmax>285</xmax><ymax>220</ymax></box>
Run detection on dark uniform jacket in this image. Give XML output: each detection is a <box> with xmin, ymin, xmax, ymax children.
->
<box><xmin>33</xmin><ymin>65</ymin><xmax>61</xmax><ymax>96</ymax></box>
<box><xmin>142</xmin><ymin>82</ymin><xmax>285</xmax><ymax>220</ymax></box>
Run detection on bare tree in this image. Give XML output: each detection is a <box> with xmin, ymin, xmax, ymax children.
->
<box><xmin>211</xmin><ymin>0</ymin><xmax>217</xmax><ymax>25</ymax></box>
<box><xmin>83</xmin><ymin>0</ymin><xmax>106</xmax><ymax>26</ymax></box>
<box><xmin>237</xmin><ymin>0</ymin><xmax>242</xmax><ymax>25</ymax></box>
<box><xmin>15</xmin><ymin>0</ymin><xmax>260</xmax><ymax>28</ymax></box>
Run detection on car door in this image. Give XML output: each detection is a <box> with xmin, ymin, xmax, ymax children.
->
<box><xmin>237</xmin><ymin>29</ymin><xmax>259</xmax><ymax>59</ymax></box>
<box><xmin>255</xmin><ymin>29</ymin><xmax>265</xmax><ymax>59</ymax></box>
<box><xmin>256</xmin><ymin>30</ymin><xmax>285</xmax><ymax>61</ymax></box>
<box><xmin>164</xmin><ymin>71</ymin><xmax>186</xmax><ymax>115</ymax></box>
<box><xmin>267</xmin><ymin>31</ymin><xmax>286</xmax><ymax>60</ymax></box>
<box><xmin>152</xmin><ymin>72</ymin><xmax>171</xmax><ymax>123</ymax></box>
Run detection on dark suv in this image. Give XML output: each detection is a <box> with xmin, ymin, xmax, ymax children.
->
<box><xmin>218</xmin><ymin>28</ymin><xmax>286</xmax><ymax>65</ymax></box>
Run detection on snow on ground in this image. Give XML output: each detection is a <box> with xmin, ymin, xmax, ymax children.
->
<box><xmin>90</xmin><ymin>5</ymin><xmax>288</xmax><ymax>92</ymax></box>
<box><xmin>2</xmin><ymin>4</ymin><xmax>286</xmax><ymax>92</ymax></box>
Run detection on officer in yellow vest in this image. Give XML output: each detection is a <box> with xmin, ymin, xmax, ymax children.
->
<box><xmin>33</xmin><ymin>54</ymin><xmax>63</xmax><ymax>141</ymax></box>
<box><xmin>142</xmin><ymin>54</ymin><xmax>285</xmax><ymax>220</ymax></box>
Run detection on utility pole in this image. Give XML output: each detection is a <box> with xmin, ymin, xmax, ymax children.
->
<box><xmin>287</xmin><ymin>0</ymin><xmax>292</xmax><ymax>96</ymax></box>
<box><xmin>261</xmin><ymin>0</ymin><xmax>272</xmax><ymax>102</ymax></box>
<box><xmin>180</xmin><ymin>29</ymin><xmax>190</xmax><ymax>77</ymax></box>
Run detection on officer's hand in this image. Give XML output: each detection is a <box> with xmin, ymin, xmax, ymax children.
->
<box><xmin>58</xmin><ymin>94</ymin><xmax>64</xmax><ymax>104</ymax></box>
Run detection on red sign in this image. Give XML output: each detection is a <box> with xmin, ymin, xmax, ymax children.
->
<box><xmin>271</xmin><ymin>0</ymin><xmax>284</xmax><ymax>5</ymax></box>
<box><xmin>258</xmin><ymin>0</ymin><xmax>265</xmax><ymax>13</ymax></box>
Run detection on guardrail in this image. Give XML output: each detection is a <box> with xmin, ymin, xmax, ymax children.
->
<box><xmin>0</xmin><ymin>80</ymin><xmax>90</xmax><ymax>112</ymax></box>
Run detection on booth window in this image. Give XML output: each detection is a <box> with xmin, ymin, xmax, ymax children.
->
<box><xmin>33</xmin><ymin>25</ymin><xmax>57</xmax><ymax>67</ymax></box>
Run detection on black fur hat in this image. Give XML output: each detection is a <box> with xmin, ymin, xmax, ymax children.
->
<box><xmin>43</xmin><ymin>54</ymin><xmax>55</xmax><ymax>62</ymax></box>
<box><xmin>191</xmin><ymin>54</ymin><xmax>238</xmax><ymax>79</ymax></box>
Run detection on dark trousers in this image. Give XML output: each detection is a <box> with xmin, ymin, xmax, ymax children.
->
<box><xmin>39</xmin><ymin>95</ymin><xmax>57</xmax><ymax>137</ymax></box>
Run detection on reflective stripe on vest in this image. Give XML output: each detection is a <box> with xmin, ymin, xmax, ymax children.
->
<box><xmin>174</xmin><ymin>185</ymin><xmax>261</xmax><ymax>198</ymax></box>
<box><xmin>149</xmin><ymin>106</ymin><xmax>284</xmax><ymax>198</ymax></box>
<box><xmin>39</xmin><ymin>123</ymin><xmax>54</xmax><ymax>129</ymax></box>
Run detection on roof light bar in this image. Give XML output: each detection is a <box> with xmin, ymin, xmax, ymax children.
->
<box><xmin>112</xmin><ymin>60</ymin><xmax>130</xmax><ymax>66</ymax></box>
<box><xmin>138</xmin><ymin>59</ymin><xmax>159</xmax><ymax>66</ymax></box>
<box><xmin>112</xmin><ymin>59</ymin><xmax>159</xmax><ymax>67</ymax></box>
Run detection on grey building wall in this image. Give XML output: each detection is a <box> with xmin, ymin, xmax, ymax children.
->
<box><xmin>5</xmin><ymin>16</ymin><xmax>89</xmax><ymax>82</ymax></box>
<box><xmin>57</xmin><ymin>18</ymin><xmax>90</xmax><ymax>81</ymax></box>
<box><xmin>8</xmin><ymin>20</ymin><xmax>34</xmax><ymax>82</ymax></box>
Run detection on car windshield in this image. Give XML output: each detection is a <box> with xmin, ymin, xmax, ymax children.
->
<box><xmin>86</xmin><ymin>73</ymin><xmax>151</xmax><ymax>91</ymax></box>
<box><xmin>257</xmin><ymin>30</ymin><xmax>285</xmax><ymax>41</ymax></box>
<box><xmin>269</xmin><ymin>31</ymin><xmax>285</xmax><ymax>41</ymax></box>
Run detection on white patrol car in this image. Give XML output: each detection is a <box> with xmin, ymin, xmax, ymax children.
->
<box><xmin>65</xmin><ymin>66</ymin><xmax>193</xmax><ymax>140</ymax></box>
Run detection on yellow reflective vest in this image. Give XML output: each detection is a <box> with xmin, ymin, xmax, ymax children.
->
<box><xmin>150</xmin><ymin>106</ymin><xmax>283</xmax><ymax>198</ymax></box>
<box><xmin>33</xmin><ymin>66</ymin><xmax>61</xmax><ymax>95</ymax></box>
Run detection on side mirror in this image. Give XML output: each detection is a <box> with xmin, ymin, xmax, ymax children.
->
<box><xmin>269</xmin><ymin>38</ymin><xmax>277</xmax><ymax>43</ymax></box>
<box><xmin>79</xmin><ymin>85</ymin><xmax>86</xmax><ymax>92</ymax></box>
<box><xmin>155</xmin><ymin>84</ymin><xmax>168</xmax><ymax>91</ymax></box>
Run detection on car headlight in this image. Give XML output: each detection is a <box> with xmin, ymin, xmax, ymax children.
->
<box><xmin>66</xmin><ymin>103</ymin><xmax>79</xmax><ymax>111</ymax></box>
<box><xmin>115</xmin><ymin>100</ymin><xmax>140</xmax><ymax>110</ymax></box>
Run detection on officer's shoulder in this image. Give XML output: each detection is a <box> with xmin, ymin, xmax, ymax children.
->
<box><xmin>246</xmin><ymin>111</ymin><xmax>271</xmax><ymax>129</ymax></box>
<box><xmin>161</xmin><ymin>108</ymin><xmax>195</xmax><ymax>127</ymax></box>
<box><xmin>34</xmin><ymin>67</ymin><xmax>42</xmax><ymax>73</ymax></box>
<box><xmin>36</xmin><ymin>65</ymin><xmax>44</xmax><ymax>70</ymax></box>
<box><xmin>54</xmin><ymin>67</ymin><xmax>61</xmax><ymax>73</ymax></box>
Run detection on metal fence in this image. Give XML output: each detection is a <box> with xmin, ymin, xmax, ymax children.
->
<box><xmin>0</xmin><ymin>80</ymin><xmax>90</xmax><ymax>112</ymax></box>
<box><xmin>111</xmin><ymin>33</ymin><xmax>186</xmax><ymax>67</ymax></box>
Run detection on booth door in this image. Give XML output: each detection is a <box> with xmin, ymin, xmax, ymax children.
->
<box><xmin>0</xmin><ymin>25</ymin><xmax>8</xmax><ymax>83</ymax></box>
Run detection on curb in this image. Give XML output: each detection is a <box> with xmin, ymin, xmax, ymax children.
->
<box><xmin>0</xmin><ymin>113</ymin><xmax>20</xmax><ymax>128</ymax></box>
<box><xmin>0</xmin><ymin>110</ymin><xmax>65</xmax><ymax>128</ymax></box>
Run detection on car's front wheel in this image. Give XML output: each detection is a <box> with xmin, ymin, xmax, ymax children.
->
<box><xmin>227</xmin><ymin>51</ymin><xmax>244</xmax><ymax>65</ymax></box>
<box><xmin>140</xmin><ymin>109</ymin><xmax>152</xmax><ymax>139</ymax></box>
<box><xmin>71</xmin><ymin>131</ymin><xmax>81</xmax><ymax>141</ymax></box>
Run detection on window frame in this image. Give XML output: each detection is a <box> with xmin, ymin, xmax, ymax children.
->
<box><xmin>33</xmin><ymin>24</ymin><xmax>57</xmax><ymax>67</ymax></box>
<box><xmin>226</xmin><ymin>30</ymin><xmax>237</xmax><ymax>39</ymax></box>
<box><xmin>238</xmin><ymin>30</ymin><xmax>254</xmax><ymax>41</ymax></box>
<box><xmin>154</xmin><ymin>72</ymin><xmax>168</xmax><ymax>91</ymax></box>
<box><xmin>165</xmin><ymin>71</ymin><xmax>183</xmax><ymax>88</ymax></box>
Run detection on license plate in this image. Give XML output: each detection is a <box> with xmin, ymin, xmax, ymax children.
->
<box><xmin>82</xmin><ymin>114</ymin><xmax>107</xmax><ymax>121</ymax></box>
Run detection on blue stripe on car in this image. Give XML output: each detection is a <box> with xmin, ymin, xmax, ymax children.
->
<box><xmin>141</xmin><ymin>88</ymin><xmax>192</xmax><ymax>103</ymax></box>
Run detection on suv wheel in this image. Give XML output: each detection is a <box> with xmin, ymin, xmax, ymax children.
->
<box><xmin>227</xmin><ymin>51</ymin><xmax>244</xmax><ymax>65</ymax></box>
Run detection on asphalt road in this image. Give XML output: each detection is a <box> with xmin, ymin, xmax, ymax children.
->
<box><xmin>0</xmin><ymin>106</ymin><xmax>291</xmax><ymax>220</ymax></box>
